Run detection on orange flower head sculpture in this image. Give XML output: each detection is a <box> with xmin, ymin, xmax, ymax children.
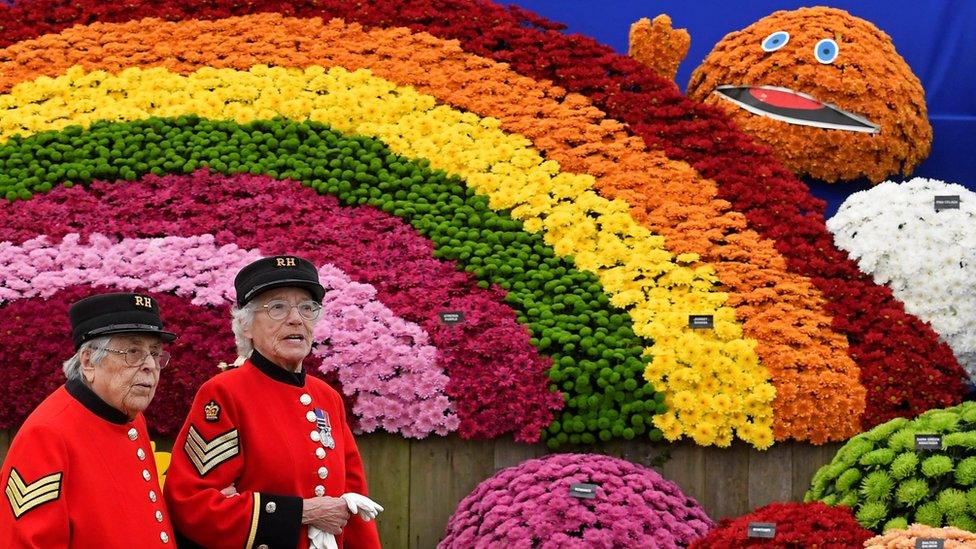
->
<box><xmin>686</xmin><ymin>7</ymin><xmax>931</xmax><ymax>183</ymax></box>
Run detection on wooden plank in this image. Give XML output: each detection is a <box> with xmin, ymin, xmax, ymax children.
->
<box><xmin>409</xmin><ymin>435</ymin><xmax>495</xmax><ymax>549</ymax></box>
<box><xmin>791</xmin><ymin>443</ymin><xmax>818</xmax><ymax>502</ymax></box>
<box><xmin>660</xmin><ymin>441</ymin><xmax>706</xmax><ymax>509</ymax></box>
<box><xmin>0</xmin><ymin>429</ymin><xmax>11</xmax><ymax>466</ymax></box>
<box><xmin>599</xmin><ymin>439</ymin><xmax>666</xmax><ymax>469</ymax></box>
<box><xmin>358</xmin><ymin>433</ymin><xmax>410</xmax><ymax>549</ymax></box>
<box><xmin>493</xmin><ymin>440</ymin><xmax>545</xmax><ymax>472</ymax></box>
<box><xmin>151</xmin><ymin>436</ymin><xmax>175</xmax><ymax>453</ymax></box>
<box><xmin>791</xmin><ymin>442</ymin><xmax>841</xmax><ymax>502</ymax></box>
<box><xmin>748</xmin><ymin>443</ymin><xmax>792</xmax><ymax>510</ymax></box>
<box><xmin>702</xmin><ymin>442</ymin><xmax>751</xmax><ymax>520</ymax></box>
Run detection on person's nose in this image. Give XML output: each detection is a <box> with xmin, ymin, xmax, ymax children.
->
<box><xmin>285</xmin><ymin>304</ymin><xmax>304</xmax><ymax>324</ymax></box>
<box><xmin>134</xmin><ymin>360</ymin><xmax>158</xmax><ymax>378</ymax></box>
<box><xmin>141</xmin><ymin>355</ymin><xmax>161</xmax><ymax>372</ymax></box>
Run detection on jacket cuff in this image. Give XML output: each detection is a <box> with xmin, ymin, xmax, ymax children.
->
<box><xmin>249</xmin><ymin>492</ymin><xmax>302</xmax><ymax>548</ymax></box>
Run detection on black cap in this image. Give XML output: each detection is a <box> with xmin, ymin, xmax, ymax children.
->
<box><xmin>234</xmin><ymin>256</ymin><xmax>325</xmax><ymax>307</ymax></box>
<box><xmin>69</xmin><ymin>292</ymin><xmax>177</xmax><ymax>350</ymax></box>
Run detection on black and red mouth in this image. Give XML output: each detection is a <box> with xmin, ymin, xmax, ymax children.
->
<box><xmin>713</xmin><ymin>85</ymin><xmax>879</xmax><ymax>133</ymax></box>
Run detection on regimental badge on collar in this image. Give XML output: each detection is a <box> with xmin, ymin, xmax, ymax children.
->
<box><xmin>314</xmin><ymin>408</ymin><xmax>335</xmax><ymax>449</ymax></box>
<box><xmin>204</xmin><ymin>400</ymin><xmax>221</xmax><ymax>422</ymax></box>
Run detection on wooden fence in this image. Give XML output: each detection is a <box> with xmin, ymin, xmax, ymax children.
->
<box><xmin>0</xmin><ymin>431</ymin><xmax>842</xmax><ymax>548</ymax></box>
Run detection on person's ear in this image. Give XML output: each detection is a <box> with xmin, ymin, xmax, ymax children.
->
<box><xmin>81</xmin><ymin>346</ymin><xmax>96</xmax><ymax>384</ymax></box>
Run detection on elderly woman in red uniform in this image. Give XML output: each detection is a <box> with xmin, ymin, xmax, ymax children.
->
<box><xmin>0</xmin><ymin>292</ymin><xmax>177</xmax><ymax>547</ymax></box>
<box><xmin>165</xmin><ymin>256</ymin><xmax>382</xmax><ymax>549</ymax></box>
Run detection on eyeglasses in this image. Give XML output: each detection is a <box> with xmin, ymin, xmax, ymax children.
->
<box><xmin>101</xmin><ymin>347</ymin><xmax>171</xmax><ymax>369</ymax></box>
<box><xmin>260</xmin><ymin>299</ymin><xmax>322</xmax><ymax>321</ymax></box>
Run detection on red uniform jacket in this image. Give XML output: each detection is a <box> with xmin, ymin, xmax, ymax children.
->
<box><xmin>0</xmin><ymin>378</ymin><xmax>174</xmax><ymax>548</ymax></box>
<box><xmin>164</xmin><ymin>351</ymin><xmax>381</xmax><ymax>549</ymax></box>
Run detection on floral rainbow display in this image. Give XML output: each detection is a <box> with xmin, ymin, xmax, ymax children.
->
<box><xmin>0</xmin><ymin>1</ymin><xmax>966</xmax><ymax>448</ymax></box>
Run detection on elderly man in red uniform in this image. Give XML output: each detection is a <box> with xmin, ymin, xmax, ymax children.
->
<box><xmin>165</xmin><ymin>255</ymin><xmax>383</xmax><ymax>549</ymax></box>
<box><xmin>0</xmin><ymin>292</ymin><xmax>178</xmax><ymax>547</ymax></box>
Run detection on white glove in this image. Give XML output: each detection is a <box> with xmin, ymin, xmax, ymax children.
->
<box><xmin>340</xmin><ymin>492</ymin><xmax>384</xmax><ymax>522</ymax></box>
<box><xmin>307</xmin><ymin>493</ymin><xmax>384</xmax><ymax>548</ymax></box>
<box><xmin>308</xmin><ymin>526</ymin><xmax>338</xmax><ymax>549</ymax></box>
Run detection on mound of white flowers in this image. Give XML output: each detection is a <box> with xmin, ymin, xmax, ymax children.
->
<box><xmin>828</xmin><ymin>178</ymin><xmax>976</xmax><ymax>378</ymax></box>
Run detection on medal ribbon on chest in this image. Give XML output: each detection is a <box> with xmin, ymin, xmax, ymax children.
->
<box><xmin>314</xmin><ymin>408</ymin><xmax>335</xmax><ymax>449</ymax></box>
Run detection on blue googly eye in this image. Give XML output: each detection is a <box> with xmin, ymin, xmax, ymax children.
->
<box><xmin>761</xmin><ymin>31</ymin><xmax>790</xmax><ymax>52</ymax></box>
<box><xmin>815</xmin><ymin>38</ymin><xmax>839</xmax><ymax>64</ymax></box>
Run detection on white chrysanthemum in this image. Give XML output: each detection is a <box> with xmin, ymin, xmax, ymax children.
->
<box><xmin>827</xmin><ymin>177</ymin><xmax>976</xmax><ymax>378</ymax></box>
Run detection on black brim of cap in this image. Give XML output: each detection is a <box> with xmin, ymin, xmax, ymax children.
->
<box><xmin>84</xmin><ymin>324</ymin><xmax>178</xmax><ymax>343</ymax></box>
<box><xmin>242</xmin><ymin>279</ymin><xmax>326</xmax><ymax>305</ymax></box>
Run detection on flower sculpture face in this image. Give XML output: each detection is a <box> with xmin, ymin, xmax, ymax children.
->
<box><xmin>687</xmin><ymin>7</ymin><xmax>931</xmax><ymax>182</ymax></box>
<box><xmin>440</xmin><ymin>453</ymin><xmax>713</xmax><ymax>548</ymax></box>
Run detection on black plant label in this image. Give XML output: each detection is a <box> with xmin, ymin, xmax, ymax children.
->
<box><xmin>439</xmin><ymin>311</ymin><xmax>464</xmax><ymax>324</ymax></box>
<box><xmin>689</xmin><ymin>315</ymin><xmax>714</xmax><ymax>329</ymax></box>
<box><xmin>915</xmin><ymin>434</ymin><xmax>943</xmax><ymax>451</ymax></box>
<box><xmin>935</xmin><ymin>195</ymin><xmax>960</xmax><ymax>211</ymax></box>
<box><xmin>568</xmin><ymin>483</ymin><xmax>598</xmax><ymax>499</ymax></box>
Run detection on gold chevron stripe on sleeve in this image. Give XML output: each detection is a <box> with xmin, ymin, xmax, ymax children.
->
<box><xmin>184</xmin><ymin>426</ymin><xmax>240</xmax><ymax>477</ymax></box>
<box><xmin>5</xmin><ymin>469</ymin><xmax>63</xmax><ymax>519</ymax></box>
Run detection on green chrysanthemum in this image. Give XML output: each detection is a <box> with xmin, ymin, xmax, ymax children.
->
<box><xmin>921</xmin><ymin>455</ymin><xmax>954</xmax><ymax>478</ymax></box>
<box><xmin>945</xmin><ymin>432</ymin><xmax>976</xmax><ymax>450</ymax></box>
<box><xmin>955</xmin><ymin>457</ymin><xmax>976</xmax><ymax>485</ymax></box>
<box><xmin>836</xmin><ymin>468</ymin><xmax>863</xmax><ymax>492</ymax></box>
<box><xmin>864</xmin><ymin>418</ymin><xmax>910</xmax><ymax>443</ymax></box>
<box><xmin>882</xmin><ymin>516</ymin><xmax>909</xmax><ymax>532</ymax></box>
<box><xmin>820</xmin><ymin>461</ymin><xmax>850</xmax><ymax>482</ymax></box>
<box><xmin>948</xmin><ymin>514</ymin><xmax>976</xmax><ymax>532</ymax></box>
<box><xmin>967</xmin><ymin>488</ymin><xmax>976</xmax><ymax>514</ymax></box>
<box><xmin>837</xmin><ymin>437</ymin><xmax>874</xmax><ymax>466</ymax></box>
<box><xmin>839</xmin><ymin>491</ymin><xmax>859</xmax><ymax>507</ymax></box>
<box><xmin>860</xmin><ymin>448</ymin><xmax>896</xmax><ymax>467</ymax></box>
<box><xmin>937</xmin><ymin>488</ymin><xmax>968</xmax><ymax>518</ymax></box>
<box><xmin>887</xmin><ymin>428</ymin><xmax>918</xmax><ymax>452</ymax></box>
<box><xmin>895</xmin><ymin>478</ymin><xmax>930</xmax><ymax>507</ymax></box>
<box><xmin>856</xmin><ymin>501</ymin><xmax>888</xmax><ymax>529</ymax></box>
<box><xmin>890</xmin><ymin>452</ymin><xmax>919</xmax><ymax>480</ymax></box>
<box><xmin>914</xmin><ymin>501</ymin><xmax>943</xmax><ymax>526</ymax></box>
<box><xmin>860</xmin><ymin>471</ymin><xmax>895</xmax><ymax>503</ymax></box>
<box><xmin>960</xmin><ymin>406</ymin><xmax>976</xmax><ymax>424</ymax></box>
<box><xmin>923</xmin><ymin>411</ymin><xmax>961</xmax><ymax>432</ymax></box>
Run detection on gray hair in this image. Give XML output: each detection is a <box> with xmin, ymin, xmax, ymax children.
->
<box><xmin>62</xmin><ymin>336</ymin><xmax>112</xmax><ymax>381</ymax></box>
<box><xmin>230</xmin><ymin>301</ymin><xmax>259</xmax><ymax>359</ymax></box>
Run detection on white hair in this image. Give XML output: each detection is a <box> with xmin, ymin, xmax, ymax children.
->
<box><xmin>231</xmin><ymin>301</ymin><xmax>260</xmax><ymax>359</ymax></box>
<box><xmin>62</xmin><ymin>337</ymin><xmax>112</xmax><ymax>381</ymax></box>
